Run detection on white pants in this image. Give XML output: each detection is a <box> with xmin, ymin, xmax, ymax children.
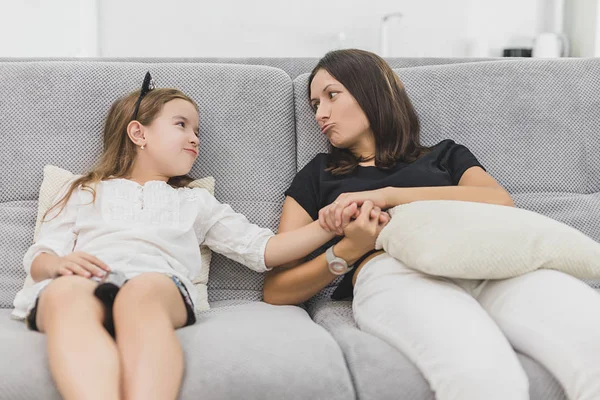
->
<box><xmin>352</xmin><ymin>253</ymin><xmax>600</xmax><ymax>400</ymax></box>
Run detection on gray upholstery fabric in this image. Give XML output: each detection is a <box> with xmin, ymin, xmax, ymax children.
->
<box><xmin>179</xmin><ymin>302</ymin><xmax>353</xmax><ymax>400</ymax></box>
<box><xmin>0</xmin><ymin>201</ymin><xmax>35</xmax><ymax>308</ymax></box>
<box><xmin>0</xmin><ymin>302</ymin><xmax>354</xmax><ymax>400</ymax></box>
<box><xmin>395</xmin><ymin>60</ymin><xmax>600</xmax><ymax>197</ymax></box>
<box><xmin>307</xmin><ymin>299</ymin><xmax>567</xmax><ymax>400</ymax></box>
<box><xmin>0</xmin><ymin>57</ymin><xmax>502</xmax><ymax>79</ymax></box>
<box><xmin>0</xmin><ymin>309</ymin><xmax>61</xmax><ymax>400</ymax></box>
<box><xmin>0</xmin><ymin>61</ymin><xmax>295</xmax><ymax>306</ymax></box>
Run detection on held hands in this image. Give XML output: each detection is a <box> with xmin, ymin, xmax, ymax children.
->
<box><xmin>319</xmin><ymin>198</ymin><xmax>390</xmax><ymax>251</ymax></box>
<box><xmin>341</xmin><ymin>200</ymin><xmax>390</xmax><ymax>253</ymax></box>
<box><xmin>319</xmin><ymin>189</ymin><xmax>390</xmax><ymax>236</ymax></box>
<box><xmin>52</xmin><ymin>252</ymin><xmax>111</xmax><ymax>279</ymax></box>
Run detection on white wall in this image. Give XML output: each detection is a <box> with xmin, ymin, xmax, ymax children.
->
<box><xmin>0</xmin><ymin>0</ymin><xmax>580</xmax><ymax>58</ymax></box>
<box><xmin>564</xmin><ymin>0</ymin><xmax>600</xmax><ymax>56</ymax></box>
<box><xmin>99</xmin><ymin>0</ymin><xmax>541</xmax><ymax>58</ymax></box>
<box><xmin>0</xmin><ymin>0</ymin><xmax>82</xmax><ymax>57</ymax></box>
<box><xmin>464</xmin><ymin>0</ymin><xmax>540</xmax><ymax>56</ymax></box>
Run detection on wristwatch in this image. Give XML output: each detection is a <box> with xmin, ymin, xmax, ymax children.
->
<box><xmin>326</xmin><ymin>245</ymin><xmax>354</xmax><ymax>275</ymax></box>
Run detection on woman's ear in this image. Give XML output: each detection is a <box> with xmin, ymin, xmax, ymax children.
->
<box><xmin>127</xmin><ymin>120</ymin><xmax>146</xmax><ymax>147</ymax></box>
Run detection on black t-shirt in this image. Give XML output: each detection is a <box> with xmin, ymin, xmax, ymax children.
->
<box><xmin>284</xmin><ymin>139</ymin><xmax>485</xmax><ymax>300</ymax></box>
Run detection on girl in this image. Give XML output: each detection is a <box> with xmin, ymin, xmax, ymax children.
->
<box><xmin>263</xmin><ymin>49</ymin><xmax>600</xmax><ymax>400</ymax></box>
<box><xmin>12</xmin><ymin>72</ymin><xmax>389</xmax><ymax>400</ymax></box>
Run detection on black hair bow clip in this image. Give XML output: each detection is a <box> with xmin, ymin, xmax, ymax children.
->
<box><xmin>131</xmin><ymin>71</ymin><xmax>156</xmax><ymax>121</ymax></box>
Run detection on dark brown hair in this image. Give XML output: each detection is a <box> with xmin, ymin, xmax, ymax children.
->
<box><xmin>44</xmin><ymin>88</ymin><xmax>198</xmax><ymax>221</ymax></box>
<box><xmin>308</xmin><ymin>49</ymin><xmax>429</xmax><ymax>175</ymax></box>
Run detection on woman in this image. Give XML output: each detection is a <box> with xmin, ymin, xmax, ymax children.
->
<box><xmin>263</xmin><ymin>49</ymin><xmax>600</xmax><ymax>400</ymax></box>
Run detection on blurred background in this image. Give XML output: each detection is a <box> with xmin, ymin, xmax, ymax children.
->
<box><xmin>0</xmin><ymin>0</ymin><xmax>597</xmax><ymax>58</ymax></box>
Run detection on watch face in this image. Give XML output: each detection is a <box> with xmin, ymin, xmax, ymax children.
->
<box><xmin>330</xmin><ymin>261</ymin><xmax>347</xmax><ymax>274</ymax></box>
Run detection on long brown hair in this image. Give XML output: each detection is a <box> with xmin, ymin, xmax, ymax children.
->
<box><xmin>308</xmin><ymin>49</ymin><xmax>429</xmax><ymax>175</ymax></box>
<box><xmin>44</xmin><ymin>88</ymin><xmax>198</xmax><ymax>221</ymax></box>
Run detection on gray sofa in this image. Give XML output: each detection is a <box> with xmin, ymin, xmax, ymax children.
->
<box><xmin>1</xmin><ymin>57</ymin><xmax>599</xmax><ymax>400</ymax></box>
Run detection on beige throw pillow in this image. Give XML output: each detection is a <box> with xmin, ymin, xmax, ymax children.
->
<box><xmin>375</xmin><ymin>200</ymin><xmax>600</xmax><ymax>280</ymax></box>
<box><xmin>25</xmin><ymin>165</ymin><xmax>215</xmax><ymax>311</ymax></box>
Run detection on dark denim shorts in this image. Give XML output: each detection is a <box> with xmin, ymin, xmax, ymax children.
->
<box><xmin>27</xmin><ymin>275</ymin><xmax>196</xmax><ymax>333</ymax></box>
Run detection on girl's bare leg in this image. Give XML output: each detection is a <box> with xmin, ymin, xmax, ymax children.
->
<box><xmin>36</xmin><ymin>276</ymin><xmax>121</xmax><ymax>400</ymax></box>
<box><xmin>113</xmin><ymin>273</ymin><xmax>188</xmax><ymax>400</ymax></box>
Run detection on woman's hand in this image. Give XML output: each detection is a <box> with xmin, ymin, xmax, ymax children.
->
<box><xmin>319</xmin><ymin>189</ymin><xmax>390</xmax><ymax>235</ymax></box>
<box><xmin>343</xmin><ymin>200</ymin><xmax>389</xmax><ymax>253</ymax></box>
<box><xmin>52</xmin><ymin>252</ymin><xmax>110</xmax><ymax>279</ymax></box>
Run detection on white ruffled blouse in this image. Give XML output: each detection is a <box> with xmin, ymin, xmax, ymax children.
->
<box><xmin>12</xmin><ymin>178</ymin><xmax>273</xmax><ymax>320</ymax></box>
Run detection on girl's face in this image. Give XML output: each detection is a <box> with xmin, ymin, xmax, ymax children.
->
<box><xmin>139</xmin><ymin>99</ymin><xmax>200</xmax><ymax>177</ymax></box>
<box><xmin>309</xmin><ymin>69</ymin><xmax>372</xmax><ymax>151</ymax></box>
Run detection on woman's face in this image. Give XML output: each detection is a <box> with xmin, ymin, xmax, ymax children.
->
<box><xmin>309</xmin><ymin>69</ymin><xmax>372</xmax><ymax>151</ymax></box>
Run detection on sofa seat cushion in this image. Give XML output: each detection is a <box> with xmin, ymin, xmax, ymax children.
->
<box><xmin>306</xmin><ymin>297</ymin><xmax>567</xmax><ymax>400</ymax></box>
<box><xmin>0</xmin><ymin>301</ymin><xmax>355</xmax><ymax>400</ymax></box>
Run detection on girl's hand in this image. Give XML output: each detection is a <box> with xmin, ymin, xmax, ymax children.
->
<box><xmin>319</xmin><ymin>198</ymin><xmax>390</xmax><ymax>235</ymax></box>
<box><xmin>343</xmin><ymin>200</ymin><xmax>389</xmax><ymax>253</ymax></box>
<box><xmin>53</xmin><ymin>252</ymin><xmax>110</xmax><ymax>279</ymax></box>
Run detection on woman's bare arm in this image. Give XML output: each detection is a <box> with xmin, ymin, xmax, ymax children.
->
<box><xmin>262</xmin><ymin>197</ymin><xmax>366</xmax><ymax>305</ymax></box>
<box><xmin>320</xmin><ymin>167</ymin><xmax>514</xmax><ymax>234</ymax></box>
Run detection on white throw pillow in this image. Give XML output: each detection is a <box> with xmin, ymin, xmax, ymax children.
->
<box><xmin>375</xmin><ymin>200</ymin><xmax>600</xmax><ymax>280</ymax></box>
<box><xmin>24</xmin><ymin>165</ymin><xmax>215</xmax><ymax>311</ymax></box>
